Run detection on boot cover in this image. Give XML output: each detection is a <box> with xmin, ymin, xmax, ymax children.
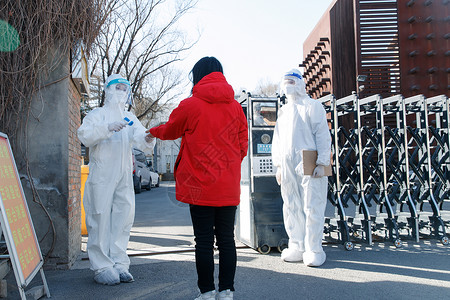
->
<box><xmin>303</xmin><ymin>251</ymin><xmax>326</xmax><ymax>267</ymax></box>
<box><xmin>281</xmin><ymin>247</ymin><xmax>304</xmax><ymax>262</ymax></box>
<box><xmin>119</xmin><ymin>270</ymin><xmax>134</xmax><ymax>283</ymax></box>
<box><xmin>94</xmin><ymin>267</ymin><xmax>120</xmax><ymax>285</ymax></box>
<box><xmin>114</xmin><ymin>264</ymin><xmax>135</xmax><ymax>283</ymax></box>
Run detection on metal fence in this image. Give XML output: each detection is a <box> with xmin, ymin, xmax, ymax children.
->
<box><xmin>319</xmin><ymin>93</ymin><xmax>450</xmax><ymax>250</ymax></box>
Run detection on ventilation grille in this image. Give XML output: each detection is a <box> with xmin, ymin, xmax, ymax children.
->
<box><xmin>356</xmin><ymin>0</ymin><xmax>400</xmax><ymax>97</ymax></box>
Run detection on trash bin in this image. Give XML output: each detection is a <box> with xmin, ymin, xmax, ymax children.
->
<box><xmin>80</xmin><ymin>165</ymin><xmax>89</xmax><ymax>235</ymax></box>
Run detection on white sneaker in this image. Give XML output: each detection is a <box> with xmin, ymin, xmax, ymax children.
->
<box><xmin>194</xmin><ymin>290</ymin><xmax>216</xmax><ymax>300</ymax></box>
<box><xmin>281</xmin><ymin>247</ymin><xmax>304</xmax><ymax>262</ymax></box>
<box><xmin>218</xmin><ymin>289</ymin><xmax>233</xmax><ymax>300</ymax></box>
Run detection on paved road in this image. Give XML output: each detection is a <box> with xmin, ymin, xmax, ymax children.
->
<box><xmin>5</xmin><ymin>181</ymin><xmax>450</xmax><ymax>299</ymax></box>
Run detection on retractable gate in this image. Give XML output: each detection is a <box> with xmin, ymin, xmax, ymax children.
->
<box><xmin>320</xmin><ymin>93</ymin><xmax>449</xmax><ymax>249</ymax></box>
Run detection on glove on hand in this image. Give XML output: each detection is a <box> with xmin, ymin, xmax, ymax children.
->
<box><xmin>108</xmin><ymin>121</ymin><xmax>127</xmax><ymax>132</ymax></box>
<box><xmin>276</xmin><ymin>168</ymin><xmax>282</xmax><ymax>185</ymax></box>
<box><xmin>312</xmin><ymin>165</ymin><xmax>325</xmax><ymax>178</ymax></box>
<box><xmin>145</xmin><ymin>135</ymin><xmax>155</xmax><ymax>143</ymax></box>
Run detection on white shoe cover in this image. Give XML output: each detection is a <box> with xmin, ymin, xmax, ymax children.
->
<box><xmin>218</xmin><ymin>289</ymin><xmax>233</xmax><ymax>300</ymax></box>
<box><xmin>303</xmin><ymin>251</ymin><xmax>326</xmax><ymax>267</ymax></box>
<box><xmin>119</xmin><ymin>270</ymin><xmax>134</xmax><ymax>283</ymax></box>
<box><xmin>94</xmin><ymin>267</ymin><xmax>120</xmax><ymax>286</ymax></box>
<box><xmin>194</xmin><ymin>290</ymin><xmax>216</xmax><ymax>300</ymax></box>
<box><xmin>281</xmin><ymin>247</ymin><xmax>304</xmax><ymax>262</ymax></box>
<box><xmin>114</xmin><ymin>264</ymin><xmax>134</xmax><ymax>283</ymax></box>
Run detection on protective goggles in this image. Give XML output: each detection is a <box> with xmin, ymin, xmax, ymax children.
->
<box><xmin>284</xmin><ymin>79</ymin><xmax>296</xmax><ymax>85</ymax></box>
<box><xmin>115</xmin><ymin>83</ymin><xmax>128</xmax><ymax>92</ymax></box>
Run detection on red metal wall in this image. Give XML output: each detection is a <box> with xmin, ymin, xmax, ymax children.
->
<box><xmin>397</xmin><ymin>0</ymin><xmax>450</xmax><ymax>98</ymax></box>
<box><xmin>301</xmin><ymin>0</ymin><xmax>449</xmax><ymax>100</ymax></box>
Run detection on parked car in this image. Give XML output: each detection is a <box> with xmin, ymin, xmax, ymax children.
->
<box><xmin>147</xmin><ymin>162</ymin><xmax>160</xmax><ymax>188</ymax></box>
<box><xmin>132</xmin><ymin>148</ymin><xmax>152</xmax><ymax>193</ymax></box>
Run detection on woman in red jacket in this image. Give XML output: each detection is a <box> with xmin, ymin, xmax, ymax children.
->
<box><xmin>146</xmin><ymin>57</ymin><xmax>248</xmax><ymax>300</ymax></box>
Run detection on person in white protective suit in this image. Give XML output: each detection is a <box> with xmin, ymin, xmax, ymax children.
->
<box><xmin>272</xmin><ymin>69</ymin><xmax>331</xmax><ymax>267</ymax></box>
<box><xmin>78</xmin><ymin>74</ymin><xmax>155</xmax><ymax>285</ymax></box>
<box><xmin>253</xmin><ymin>103</ymin><xmax>267</xmax><ymax>126</ymax></box>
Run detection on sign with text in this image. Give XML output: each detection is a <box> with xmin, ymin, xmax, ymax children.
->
<box><xmin>0</xmin><ymin>133</ymin><xmax>43</xmax><ymax>287</ymax></box>
<box><xmin>257</xmin><ymin>144</ymin><xmax>271</xmax><ymax>154</ymax></box>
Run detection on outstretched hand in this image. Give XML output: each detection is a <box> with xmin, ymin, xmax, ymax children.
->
<box><xmin>145</xmin><ymin>135</ymin><xmax>154</xmax><ymax>143</ymax></box>
<box><xmin>145</xmin><ymin>129</ymin><xmax>155</xmax><ymax>143</ymax></box>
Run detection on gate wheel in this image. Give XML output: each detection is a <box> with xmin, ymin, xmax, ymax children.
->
<box><xmin>344</xmin><ymin>241</ymin><xmax>354</xmax><ymax>251</ymax></box>
<box><xmin>394</xmin><ymin>238</ymin><xmax>402</xmax><ymax>248</ymax></box>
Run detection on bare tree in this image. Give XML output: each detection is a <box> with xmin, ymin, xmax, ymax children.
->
<box><xmin>87</xmin><ymin>0</ymin><xmax>198</xmax><ymax>123</ymax></box>
<box><xmin>253</xmin><ymin>78</ymin><xmax>279</xmax><ymax>97</ymax></box>
<box><xmin>0</xmin><ymin>0</ymin><xmax>112</xmax><ymax>262</ymax></box>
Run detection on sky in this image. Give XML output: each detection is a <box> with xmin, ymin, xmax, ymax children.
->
<box><xmin>175</xmin><ymin>0</ymin><xmax>335</xmax><ymax>95</ymax></box>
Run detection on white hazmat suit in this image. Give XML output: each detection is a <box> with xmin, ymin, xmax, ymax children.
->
<box><xmin>78</xmin><ymin>74</ymin><xmax>155</xmax><ymax>285</ymax></box>
<box><xmin>272</xmin><ymin>69</ymin><xmax>331</xmax><ymax>267</ymax></box>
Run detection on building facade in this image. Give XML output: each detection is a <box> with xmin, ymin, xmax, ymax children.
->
<box><xmin>153</xmin><ymin>138</ymin><xmax>180</xmax><ymax>179</ymax></box>
<box><xmin>301</xmin><ymin>0</ymin><xmax>449</xmax><ymax>100</ymax></box>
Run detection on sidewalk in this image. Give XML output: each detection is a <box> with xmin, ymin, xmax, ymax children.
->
<box><xmin>5</xmin><ymin>181</ymin><xmax>450</xmax><ymax>299</ymax></box>
<box><xmin>6</xmin><ymin>239</ymin><xmax>450</xmax><ymax>299</ymax></box>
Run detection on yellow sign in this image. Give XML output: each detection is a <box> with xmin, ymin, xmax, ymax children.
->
<box><xmin>0</xmin><ymin>135</ymin><xmax>42</xmax><ymax>284</ymax></box>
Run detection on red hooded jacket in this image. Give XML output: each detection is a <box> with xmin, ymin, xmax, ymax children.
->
<box><xmin>149</xmin><ymin>72</ymin><xmax>248</xmax><ymax>206</ymax></box>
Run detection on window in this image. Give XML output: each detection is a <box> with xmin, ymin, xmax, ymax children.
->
<box><xmin>252</xmin><ymin>101</ymin><xmax>277</xmax><ymax>127</ymax></box>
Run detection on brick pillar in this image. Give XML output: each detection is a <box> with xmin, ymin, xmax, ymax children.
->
<box><xmin>67</xmin><ymin>79</ymin><xmax>82</xmax><ymax>265</ymax></box>
<box><xmin>17</xmin><ymin>45</ymin><xmax>82</xmax><ymax>269</ymax></box>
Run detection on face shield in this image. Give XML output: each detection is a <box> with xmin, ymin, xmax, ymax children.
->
<box><xmin>104</xmin><ymin>75</ymin><xmax>133</xmax><ymax>107</ymax></box>
<box><xmin>280</xmin><ymin>69</ymin><xmax>306</xmax><ymax>101</ymax></box>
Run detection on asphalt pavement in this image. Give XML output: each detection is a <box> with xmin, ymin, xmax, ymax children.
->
<box><xmin>5</xmin><ymin>182</ymin><xmax>450</xmax><ymax>299</ymax></box>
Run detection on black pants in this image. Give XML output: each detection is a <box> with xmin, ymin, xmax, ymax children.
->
<box><xmin>189</xmin><ymin>204</ymin><xmax>237</xmax><ymax>293</ymax></box>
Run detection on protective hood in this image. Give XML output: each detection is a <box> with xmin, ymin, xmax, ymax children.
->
<box><xmin>104</xmin><ymin>74</ymin><xmax>132</xmax><ymax>110</ymax></box>
<box><xmin>192</xmin><ymin>72</ymin><xmax>235</xmax><ymax>104</ymax></box>
<box><xmin>280</xmin><ymin>69</ymin><xmax>308</xmax><ymax>104</ymax></box>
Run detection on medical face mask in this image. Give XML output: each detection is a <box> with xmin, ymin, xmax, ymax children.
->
<box><xmin>105</xmin><ymin>87</ymin><xmax>128</xmax><ymax>108</ymax></box>
<box><xmin>111</xmin><ymin>91</ymin><xmax>127</xmax><ymax>104</ymax></box>
<box><xmin>285</xmin><ymin>85</ymin><xmax>296</xmax><ymax>97</ymax></box>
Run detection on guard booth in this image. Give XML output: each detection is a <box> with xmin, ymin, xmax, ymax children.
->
<box><xmin>236</xmin><ymin>93</ymin><xmax>288</xmax><ymax>254</ymax></box>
